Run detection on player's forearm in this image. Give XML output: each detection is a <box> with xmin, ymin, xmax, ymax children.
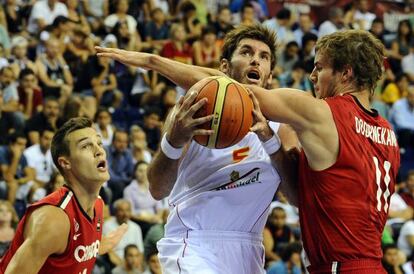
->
<box><xmin>149</xmin><ymin>54</ymin><xmax>225</xmax><ymax>90</ymax></box>
<box><xmin>147</xmin><ymin>150</ymin><xmax>179</xmax><ymax>200</ymax></box>
<box><xmin>5</xmin><ymin>245</ymin><xmax>46</xmax><ymax>274</ymax></box>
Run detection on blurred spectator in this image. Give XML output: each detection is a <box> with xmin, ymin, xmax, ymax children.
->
<box><xmin>112</xmin><ymin>21</ymin><xmax>137</xmax><ymax>51</ymax></box>
<box><xmin>263</xmin><ymin>207</ymin><xmax>295</xmax><ymax>264</ymax></box>
<box><xmin>25</xmin><ymin>97</ymin><xmax>62</xmax><ymax>145</ymax></box>
<box><xmin>81</xmin><ymin>0</ymin><xmax>109</xmax><ymax>34</ymax></box>
<box><xmin>23</xmin><ymin>127</ymin><xmax>55</xmax><ymax>199</ymax></box>
<box><xmin>35</xmin><ymin>37</ymin><xmax>73</xmax><ymax>105</ymax></box>
<box><xmin>318</xmin><ymin>7</ymin><xmax>344</xmax><ymax>38</ymax></box>
<box><xmin>382</xmin><ymin>73</ymin><xmax>410</xmax><ymax>105</ymax></box>
<box><xmin>0</xmin><ymin>200</ymin><xmax>18</xmax><ymax>258</ymax></box>
<box><xmin>0</xmin><ymin>132</ymin><xmax>34</xmax><ymax>204</ymax></box>
<box><xmin>157</xmin><ymin>85</ymin><xmax>177</xmax><ymax>120</ymax></box>
<box><xmin>398</xmin><ymin>218</ymin><xmax>414</xmax><ymax>259</ymax></box>
<box><xmin>370</xmin><ymin>18</ymin><xmax>390</xmax><ymax>46</ymax></box>
<box><xmin>129</xmin><ymin>126</ymin><xmax>152</xmax><ymax>164</ymax></box>
<box><xmin>192</xmin><ymin>25</ymin><xmax>220</xmax><ymax>68</ymax></box>
<box><xmin>9</xmin><ymin>36</ymin><xmax>36</xmax><ymax>78</ymax></box>
<box><xmin>143</xmin><ymin>209</ymin><xmax>168</xmax><ymax>260</ymax></box>
<box><xmin>388</xmin><ymin>19</ymin><xmax>414</xmax><ymax>75</ymax></box>
<box><xmin>382</xmin><ymin>243</ymin><xmax>405</xmax><ymax>274</ymax></box>
<box><xmin>402</xmin><ymin>43</ymin><xmax>414</xmax><ymax>82</ymax></box>
<box><xmin>402</xmin><ymin>171</ymin><xmax>414</xmax><ymax>208</ymax></box>
<box><xmin>270</xmin><ymin>192</ymin><xmax>299</xmax><ymax>228</ymax></box>
<box><xmin>281</xmin><ymin>61</ymin><xmax>312</xmax><ymax>92</ymax></box>
<box><xmin>0</xmin><ymin>24</ymin><xmax>11</xmax><ymax>58</ymax></box>
<box><xmin>28</xmin><ymin>0</ymin><xmax>68</xmax><ymax>35</ymax></box>
<box><xmin>103</xmin><ymin>199</ymin><xmax>144</xmax><ymax>267</ymax></box>
<box><xmin>104</xmin><ymin>0</ymin><xmax>141</xmax><ymax>51</ymax></box>
<box><xmin>300</xmin><ymin>32</ymin><xmax>318</xmax><ymax>73</ymax></box>
<box><xmin>91</xmin><ymin>54</ymin><xmax>122</xmax><ymax>109</ymax></box>
<box><xmin>143</xmin><ymin>8</ymin><xmax>170</xmax><ymax>53</ymax></box>
<box><xmin>276</xmin><ymin>41</ymin><xmax>299</xmax><ymax>75</ymax></box>
<box><xmin>403</xmin><ymin>260</ymin><xmax>414</xmax><ymax>274</ymax></box>
<box><xmin>0</xmin><ymin>89</ymin><xmax>14</xmax><ymax>144</ymax></box>
<box><xmin>263</xmin><ymin>8</ymin><xmax>294</xmax><ymax>48</ymax></box>
<box><xmin>0</xmin><ymin>66</ymin><xmax>25</xmax><ymax>132</ymax></box>
<box><xmin>94</xmin><ymin>107</ymin><xmax>116</xmax><ymax>147</ymax></box>
<box><xmin>0</xmin><ymin>44</ymin><xmax>9</xmax><ymax>70</ymax></box>
<box><xmin>353</xmin><ymin>0</ymin><xmax>376</xmax><ymax>30</ymax></box>
<box><xmin>66</xmin><ymin>0</ymin><xmax>91</xmax><ymax>36</ymax></box>
<box><xmin>143</xmin><ymin>251</ymin><xmax>162</xmax><ymax>274</ymax></box>
<box><xmin>178</xmin><ymin>1</ymin><xmax>202</xmax><ymax>44</ymax></box>
<box><xmin>30</xmin><ymin>172</ymin><xmax>64</xmax><ymax>203</ymax></box>
<box><xmin>139</xmin><ymin>107</ymin><xmax>162</xmax><ymax>152</ymax></box>
<box><xmin>106</xmin><ymin>130</ymin><xmax>134</xmax><ymax>202</ymax></box>
<box><xmin>4</xmin><ymin>0</ymin><xmax>27</xmax><ymax>36</ymax></box>
<box><xmin>210</xmin><ymin>7</ymin><xmax>234</xmax><ymax>41</ymax></box>
<box><xmin>239</xmin><ymin>3</ymin><xmax>258</xmax><ymax>27</ymax></box>
<box><xmin>293</xmin><ymin>13</ymin><xmax>317</xmax><ymax>47</ymax></box>
<box><xmin>267</xmin><ymin>242</ymin><xmax>302</xmax><ymax>274</ymax></box>
<box><xmin>388</xmin><ymin>185</ymin><xmax>414</xmax><ymax>230</ymax></box>
<box><xmin>112</xmin><ymin>244</ymin><xmax>144</xmax><ymax>274</ymax></box>
<box><xmin>40</xmin><ymin>15</ymin><xmax>73</xmax><ymax>54</ymax></box>
<box><xmin>389</xmin><ymin>86</ymin><xmax>414</xmax><ymax>151</ymax></box>
<box><xmin>161</xmin><ymin>23</ymin><xmax>193</xmax><ymax>65</ymax></box>
<box><xmin>17</xmin><ymin>68</ymin><xmax>43</xmax><ymax>119</ymax></box>
<box><xmin>123</xmin><ymin>161</ymin><xmax>163</xmax><ymax>229</ymax></box>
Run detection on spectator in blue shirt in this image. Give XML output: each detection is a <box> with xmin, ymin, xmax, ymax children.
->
<box><xmin>389</xmin><ymin>86</ymin><xmax>414</xmax><ymax>150</ymax></box>
<box><xmin>267</xmin><ymin>242</ymin><xmax>302</xmax><ymax>274</ymax></box>
<box><xmin>106</xmin><ymin>129</ymin><xmax>134</xmax><ymax>202</ymax></box>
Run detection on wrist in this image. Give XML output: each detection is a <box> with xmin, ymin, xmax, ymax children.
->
<box><xmin>261</xmin><ymin>134</ymin><xmax>281</xmax><ymax>155</ymax></box>
<box><xmin>161</xmin><ymin>134</ymin><xmax>184</xmax><ymax>160</ymax></box>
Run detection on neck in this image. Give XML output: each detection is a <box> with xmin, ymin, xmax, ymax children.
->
<box><xmin>342</xmin><ymin>90</ymin><xmax>371</xmax><ymax>110</ymax></box>
<box><xmin>67</xmin><ymin>180</ymin><xmax>101</xmax><ymax>218</ymax></box>
<box><xmin>0</xmin><ymin>221</ymin><xmax>10</xmax><ymax>229</ymax></box>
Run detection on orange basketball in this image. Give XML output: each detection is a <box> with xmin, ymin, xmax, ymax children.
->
<box><xmin>193</xmin><ymin>76</ymin><xmax>254</xmax><ymax>149</ymax></box>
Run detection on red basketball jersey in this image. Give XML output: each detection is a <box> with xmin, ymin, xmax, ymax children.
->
<box><xmin>298</xmin><ymin>95</ymin><xmax>400</xmax><ymax>267</ymax></box>
<box><xmin>0</xmin><ymin>186</ymin><xmax>104</xmax><ymax>274</ymax></box>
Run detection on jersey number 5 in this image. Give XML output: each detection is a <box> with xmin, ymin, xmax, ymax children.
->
<box><xmin>373</xmin><ymin>156</ymin><xmax>392</xmax><ymax>213</ymax></box>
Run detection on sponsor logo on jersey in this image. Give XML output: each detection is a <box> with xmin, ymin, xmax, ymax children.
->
<box><xmin>213</xmin><ymin>168</ymin><xmax>261</xmax><ymax>191</ymax></box>
<box><xmin>74</xmin><ymin>240</ymin><xmax>100</xmax><ymax>263</ymax></box>
<box><xmin>233</xmin><ymin>147</ymin><xmax>249</xmax><ymax>163</ymax></box>
<box><xmin>354</xmin><ymin>117</ymin><xmax>398</xmax><ymax>147</ymax></box>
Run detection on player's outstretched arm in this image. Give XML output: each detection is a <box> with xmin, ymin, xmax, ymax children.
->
<box><xmin>247</xmin><ymin>86</ymin><xmax>338</xmax><ymax>171</ymax></box>
<box><xmin>5</xmin><ymin>206</ymin><xmax>69</xmax><ymax>274</ymax></box>
<box><xmin>147</xmin><ymin>89</ymin><xmax>214</xmax><ymax>200</ymax></box>
<box><xmin>95</xmin><ymin>47</ymin><xmax>225</xmax><ymax>90</ymax></box>
<box><xmin>249</xmin><ymin>91</ymin><xmax>300</xmax><ymax>205</ymax></box>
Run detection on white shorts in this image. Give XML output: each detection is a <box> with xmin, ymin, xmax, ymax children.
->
<box><xmin>157</xmin><ymin>230</ymin><xmax>265</xmax><ymax>274</ymax></box>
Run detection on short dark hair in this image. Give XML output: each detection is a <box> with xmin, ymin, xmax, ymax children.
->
<box><xmin>18</xmin><ymin>68</ymin><xmax>35</xmax><ymax>81</ymax></box>
<box><xmin>221</xmin><ymin>24</ymin><xmax>277</xmax><ymax>70</ymax></box>
<box><xmin>124</xmin><ymin>244</ymin><xmax>139</xmax><ymax>257</ymax></box>
<box><xmin>40</xmin><ymin>125</ymin><xmax>55</xmax><ymax>137</ymax></box>
<box><xmin>7</xmin><ymin>131</ymin><xmax>26</xmax><ymax>145</ymax></box>
<box><xmin>51</xmin><ymin>117</ymin><xmax>93</xmax><ymax>175</ymax></box>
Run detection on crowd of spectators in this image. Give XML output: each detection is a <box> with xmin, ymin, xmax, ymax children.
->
<box><xmin>0</xmin><ymin>0</ymin><xmax>413</xmax><ymax>273</ymax></box>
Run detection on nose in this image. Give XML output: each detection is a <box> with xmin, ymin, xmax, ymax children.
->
<box><xmin>309</xmin><ymin>68</ymin><xmax>317</xmax><ymax>84</ymax></box>
<box><xmin>250</xmin><ymin>54</ymin><xmax>260</xmax><ymax>66</ymax></box>
<box><xmin>94</xmin><ymin>144</ymin><xmax>105</xmax><ymax>157</ymax></box>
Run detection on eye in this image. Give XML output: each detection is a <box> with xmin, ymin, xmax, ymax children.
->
<box><xmin>261</xmin><ymin>54</ymin><xmax>270</xmax><ymax>61</ymax></box>
<box><xmin>241</xmin><ymin>49</ymin><xmax>251</xmax><ymax>56</ymax></box>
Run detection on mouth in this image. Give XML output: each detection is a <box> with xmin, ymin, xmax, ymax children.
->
<box><xmin>96</xmin><ymin>160</ymin><xmax>107</xmax><ymax>172</ymax></box>
<box><xmin>246</xmin><ymin>69</ymin><xmax>261</xmax><ymax>84</ymax></box>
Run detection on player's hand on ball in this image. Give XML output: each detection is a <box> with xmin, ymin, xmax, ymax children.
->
<box><xmin>167</xmin><ymin>91</ymin><xmax>214</xmax><ymax>148</ymax></box>
<box><xmin>247</xmin><ymin>88</ymin><xmax>274</xmax><ymax>142</ymax></box>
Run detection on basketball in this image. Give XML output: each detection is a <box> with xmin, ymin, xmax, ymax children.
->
<box><xmin>192</xmin><ymin>76</ymin><xmax>253</xmax><ymax>149</ymax></box>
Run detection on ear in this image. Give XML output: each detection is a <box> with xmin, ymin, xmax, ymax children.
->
<box><xmin>58</xmin><ymin>156</ymin><xmax>71</xmax><ymax>171</ymax></box>
<box><xmin>266</xmin><ymin>72</ymin><xmax>273</xmax><ymax>89</ymax></box>
<box><xmin>341</xmin><ymin>65</ymin><xmax>353</xmax><ymax>82</ymax></box>
<box><xmin>219</xmin><ymin>58</ymin><xmax>229</xmax><ymax>74</ymax></box>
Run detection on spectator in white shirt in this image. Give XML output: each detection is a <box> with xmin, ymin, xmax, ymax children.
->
<box><xmin>103</xmin><ymin>199</ymin><xmax>144</xmax><ymax>267</ymax></box>
<box><xmin>28</xmin><ymin>0</ymin><xmax>68</xmax><ymax>34</ymax></box>
<box><xmin>318</xmin><ymin>7</ymin><xmax>344</xmax><ymax>38</ymax></box>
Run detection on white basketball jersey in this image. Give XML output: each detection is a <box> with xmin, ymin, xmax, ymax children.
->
<box><xmin>165</xmin><ymin>122</ymin><xmax>281</xmax><ymax>236</ymax></box>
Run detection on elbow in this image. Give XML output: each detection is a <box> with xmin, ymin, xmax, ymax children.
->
<box><xmin>147</xmin><ymin>168</ymin><xmax>167</xmax><ymax>201</ymax></box>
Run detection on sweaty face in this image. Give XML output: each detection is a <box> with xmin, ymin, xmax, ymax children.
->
<box><xmin>309</xmin><ymin>52</ymin><xmax>341</xmax><ymax>99</ymax></box>
<box><xmin>64</xmin><ymin>127</ymin><xmax>109</xmax><ymax>184</ymax></box>
<box><xmin>223</xmin><ymin>38</ymin><xmax>272</xmax><ymax>88</ymax></box>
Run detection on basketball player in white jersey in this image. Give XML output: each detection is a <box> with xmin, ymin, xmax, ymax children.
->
<box><xmin>96</xmin><ymin>25</ymin><xmax>297</xmax><ymax>274</ymax></box>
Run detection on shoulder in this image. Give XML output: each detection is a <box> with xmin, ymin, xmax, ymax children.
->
<box><xmin>24</xmin><ymin>205</ymin><xmax>70</xmax><ymax>253</ymax></box>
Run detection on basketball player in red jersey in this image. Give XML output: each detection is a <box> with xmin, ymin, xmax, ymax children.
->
<box><xmin>0</xmin><ymin>117</ymin><xmax>128</xmax><ymax>274</ymax></box>
<box><xmin>247</xmin><ymin>30</ymin><xmax>400</xmax><ymax>273</ymax></box>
